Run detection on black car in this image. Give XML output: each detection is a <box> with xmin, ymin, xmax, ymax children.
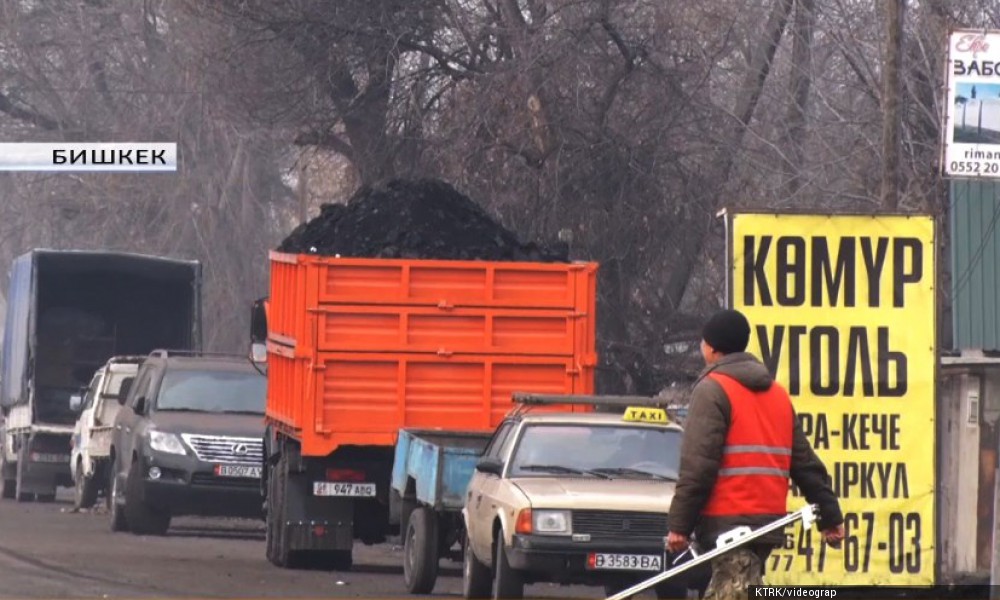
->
<box><xmin>108</xmin><ymin>350</ymin><xmax>266</xmax><ymax>535</ymax></box>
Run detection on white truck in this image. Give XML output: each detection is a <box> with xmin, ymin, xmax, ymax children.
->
<box><xmin>69</xmin><ymin>356</ymin><xmax>141</xmax><ymax>509</ymax></box>
<box><xmin>0</xmin><ymin>249</ymin><xmax>202</xmax><ymax>502</ymax></box>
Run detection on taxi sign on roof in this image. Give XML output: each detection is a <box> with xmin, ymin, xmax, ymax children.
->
<box><xmin>622</xmin><ymin>406</ymin><xmax>669</xmax><ymax>424</ymax></box>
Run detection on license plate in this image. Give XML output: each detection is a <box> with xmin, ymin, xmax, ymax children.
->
<box><xmin>313</xmin><ymin>481</ymin><xmax>376</xmax><ymax>497</ymax></box>
<box><xmin>30</xmin><ymin>453</ymin><xmax>70</xmax><ymax>464</ymax></box>
<box><xmin>214</xmin><ymin>465</ymin><xmax>261</xmax><ymax>478</ymax></box>
<box><xmin>589</xmin><ymin>553</ymin><xmax>663</xmax><ymax>571</ymax></box>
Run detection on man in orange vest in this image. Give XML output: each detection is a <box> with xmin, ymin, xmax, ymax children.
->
<box><xmin>667</xmin><ymin>309</ymin><xmax>844</xmax><ymax>598</ymax></box>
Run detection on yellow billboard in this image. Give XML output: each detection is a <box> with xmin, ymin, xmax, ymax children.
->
<box><xmin>729</xmin><ymin>213</ymin><xmax>935</xmax><ymax>586</ymax></box>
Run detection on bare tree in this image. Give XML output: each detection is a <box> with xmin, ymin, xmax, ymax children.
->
<box><xmin>0</xmin><ymin>0</ymin><xmax>293</xmax><ymax>351</ymax></box>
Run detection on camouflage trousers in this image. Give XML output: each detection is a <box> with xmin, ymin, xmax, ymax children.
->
<box><xmin>703</xmin><ymin>546</ymin><xmax>769</xmax><ymax>600</ymax></box>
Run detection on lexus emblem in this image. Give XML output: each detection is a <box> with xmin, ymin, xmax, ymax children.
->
<box><xmin>232</xmin><ymin>443</ymin><xmax>249</xmax><ymax>456</ymax></box>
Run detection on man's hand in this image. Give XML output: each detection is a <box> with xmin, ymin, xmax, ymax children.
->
<box><xmin>822</xmin><ymin>524</ymin><xmax>845</xmax><ymax>548</ymax></box>
<box><xmin>666</xmin><ymin>531</ymin><xmax>689</xmax><ymax>554</ymax></box>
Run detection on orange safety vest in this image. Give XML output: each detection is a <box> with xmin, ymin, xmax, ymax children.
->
<box><xmin>701</xmin><ymin>372</ymin><xmax>794</xmax><ymax>517</ymax></box>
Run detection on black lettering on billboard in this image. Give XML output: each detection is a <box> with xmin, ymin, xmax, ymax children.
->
<box><xmin>843</xmin><ymin>413</ymin><xmax>859</xmax><ymax>450</ymax></box>
<box><xmin>757</xmin><ymin>324</ymin><xmax>782</xmax><ymax>376</ymax></box>
<box><xmin>811</xmin><ymin>237</ymin><xmax>856</xmax><ymax>307</ymax></box>
<box><xmin>777</xmin><ymin>237</ymin><xmax>806</xmax><ymax>306</ymax></box>
<box><xmin>844</xmin><ymin>327</ymin><xmax>875</xmax><ymax>397</ymax></box>
<box><xmin>833</xmin><ymin>462</ymin><xmax>908</xmax><ymax>498</ymax></box>
<box><xmin>809</xmin><ymin>326</ymin><xmax>839</xmax><ymax>396</ymax></box>
<box><xmin>757</xmin><ymin>325</ymin><xmax>806</xmax><ymax>395</ymax></box>
<box><xmin>744</xmin><ymin>235</ymin><xmax>772</xmax><ymax>306</ymax></box>
<box><xmin>860</xmin><ymin>238</ymin><xmax>889</xmax><ymax>307</ymax></box>
<box><xmin>798</xmin><ymin>412</ymin><xmax>829</xmax><ymax>450</ymax></box>
<box><xmin>892</xmin><ymin>238</ymin><xmax>923</xmax><ymax>308</ymax></box>
<box><xmin>878</xmin><ymin>327</ymin><xmax>907</xmax><ymax>397</ymax></box>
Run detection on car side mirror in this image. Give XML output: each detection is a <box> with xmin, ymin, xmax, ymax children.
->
<box><xmin>475</xmin><ymin>456</ymin><xmax>504</xmax><ymax>476</ymax></box>
<box><xmin>118</xmin><ymin>378</ymin><xmax>134</xmax><ymax>406</ymax></box>
<box><xmin>250</xmin><ymin>342</ymin><xmax>267</xmax><ymax>363</ymax></box>
<box><xmin>134</xmin><ymin>396</ymin><xmax>147</xmax><ymax>415</ymax></box>
<box><xmin>69</xmin><ymin>394</ymin><xmax>83</xmax><ymax>412</ymax></box>
<box><xmin>251</xmin><ymin>298</ymin><xmax>268</xmax><ymax>343</ymax></box>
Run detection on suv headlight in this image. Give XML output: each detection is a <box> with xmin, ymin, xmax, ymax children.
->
<box><xmin>533</xmin><ymin>510</ymin><xmax>572</xmax><ymax>535</ymax></box>
<box><xmin>149</xmin><ymin>431</ymin><xmax>186</xmax><ymax>455</ymax></box>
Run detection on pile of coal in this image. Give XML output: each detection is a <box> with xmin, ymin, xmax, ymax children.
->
<box><xmin>277</xmin><ymin>178</ymin><xmax>568</xmax><ymax>262</ymax></box>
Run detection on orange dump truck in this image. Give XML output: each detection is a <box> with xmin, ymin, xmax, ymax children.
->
<box><xmin>254</xmin><ymin>251</ymin><xmax>598</xmax><ymax>569</ymax></box>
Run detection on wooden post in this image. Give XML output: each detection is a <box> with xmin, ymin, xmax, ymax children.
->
<box><xmin>880</xmin><ymin>0</ymin><xmax>905</xmax><ymax>210</ymax></box>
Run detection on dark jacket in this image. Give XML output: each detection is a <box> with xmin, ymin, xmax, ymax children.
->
<box><xmin>666</xmin><ymin>352</ymin><xmax>843</xmax><ymax>548</ymax></box>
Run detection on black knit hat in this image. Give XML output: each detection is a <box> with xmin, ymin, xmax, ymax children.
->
<box><xmin>702</xmin><ymin>309</ymin><xmax>751</xmax><ymax>354</ymax></box>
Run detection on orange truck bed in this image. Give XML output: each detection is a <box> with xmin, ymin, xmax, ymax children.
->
<box><xmin>264</xmin><ymin>251</ymin><xmax>598</xmax><ymax>458</ymax></box>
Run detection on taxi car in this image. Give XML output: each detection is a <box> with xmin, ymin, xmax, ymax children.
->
<box><xmin>461</xmin><ymin>396</ymin><xmax>709</xmax><ymax>600</ymax></box>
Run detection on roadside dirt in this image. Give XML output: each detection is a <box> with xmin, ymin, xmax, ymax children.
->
<box><xmin>0</xmin><ymin>491</ymin><xmax>602</xmax><ymax>598</ymax></box>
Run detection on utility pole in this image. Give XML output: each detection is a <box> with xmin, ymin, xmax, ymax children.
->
<box><xmin>880</xmin><ymin>0</ymin><xmax>905</xmax><ymax>211</ymax></box>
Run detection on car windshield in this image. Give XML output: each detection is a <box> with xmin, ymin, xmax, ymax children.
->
<box><xmin>155</xmin><ymin>369</ymin><xmax>266</xmax><ymax>414</ymax></box>
<box><xmin>507</xmin><ymin>424</ymin><xmax>681</xmax><ymax>480</ymax></box>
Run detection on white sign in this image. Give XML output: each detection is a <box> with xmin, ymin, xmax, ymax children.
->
<box><xmin>943</xmin><ymin>30</ymin><xmax>1000</xmax><ymax>178</ymax></box>
<box><xmin>0</xmin><ymin>143</ymin><xmax>176</xmax><ymax>172</ymax></box>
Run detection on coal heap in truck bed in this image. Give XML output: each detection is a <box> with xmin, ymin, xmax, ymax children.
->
<box><xmin>277</xmin><ymin>178</ymin><xmax>569</xmax><ymax>262</ymax></box>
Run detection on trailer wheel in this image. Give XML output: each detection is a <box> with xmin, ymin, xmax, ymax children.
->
<box><xmin>403</xmin><ymin>507</ymin><xmax>439</xmax><ymax>594</ymax></box>
<box><xmin>124</xmin><ymin>460</ymin><xmax>170</xmax><ymax>535</ymax></box>
<box><xmin>462</xmin><ymin>532</ymin><xmax>491</xmax><ymax>599</ymax></box>
<box><xmin>73</xmin><ymin>461</ymin><xmax>98</xmax><ymax>510</ymax></box>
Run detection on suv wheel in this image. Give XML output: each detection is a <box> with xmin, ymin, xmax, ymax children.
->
<box><xmin>123</xmin><ymin>459</ymin><xmax>170</xmax><ymax>535</ymax></box>
<box><xmin>109</xmin><ymin>457</ymin><xmax>129</xmax><ymax>532</ymax></box>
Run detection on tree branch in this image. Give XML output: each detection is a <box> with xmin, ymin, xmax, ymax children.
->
<box><xmin>397</xmin><ymin>37</ymin><xmax>482</xmax><ymax>78</ymax></box>
<box><xmin>0</xmin><ymin>92</ymin><xmax>64</xmax><ymax>131</ymax></box>
<box><xmin>294</xmin><ymin>131</ymin><xmax>354</xmax><ymax>159</ymax></box>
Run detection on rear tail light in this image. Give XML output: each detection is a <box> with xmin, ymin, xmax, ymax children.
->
<box><xmin>515</xmin><ymin>509</ymin><xmax>533</xmax><ymax>534</ymax></box>
<box><xmin>326</xmin><ymin>468</ymin><xmax>365</xmax><ymax>482</ymax></box>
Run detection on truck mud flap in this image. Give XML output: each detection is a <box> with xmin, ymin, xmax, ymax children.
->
<box><xmin>285</xmin><ymin>519</ymin><xmax>354</xmax><ymax>552</ymax></box>
<box><xmin>284</xmin><ymin>467</ymin><xmax>354</xmax><ymax>552</ymax></box>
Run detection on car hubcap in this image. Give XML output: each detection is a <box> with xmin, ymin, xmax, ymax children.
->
<box><xmin>405</xmin><ymin>526</ymin><xmax>415</xmax><ymax>573</ymax></box>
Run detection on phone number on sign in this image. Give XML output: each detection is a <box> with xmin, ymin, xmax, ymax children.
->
<box><xmin>767</xmin><ymin>512</ymin><xmax>922</xmax><ymax>575</ymax></box>
<box><xmin>949</xmin><ymin>161</ymin><xmax>1000</xmax><ymax>175</ymax></box>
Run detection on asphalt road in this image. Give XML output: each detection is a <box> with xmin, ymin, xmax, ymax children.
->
<box><xmin>0</xmin><ymin>491</ymin><xmax>606</xmax><ymax>599</ymax></box>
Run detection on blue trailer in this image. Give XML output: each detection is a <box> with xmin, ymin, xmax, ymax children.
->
<box><xmin>390</xmin><ymin>428</ymin><xmax>493</xmax><ymax>594</ymax></box>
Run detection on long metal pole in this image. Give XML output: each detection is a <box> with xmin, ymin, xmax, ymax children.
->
<box><xmin>605</xmin><ymin>504</ymin><xmax>819</xmax><ymax>600</ymax></box>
